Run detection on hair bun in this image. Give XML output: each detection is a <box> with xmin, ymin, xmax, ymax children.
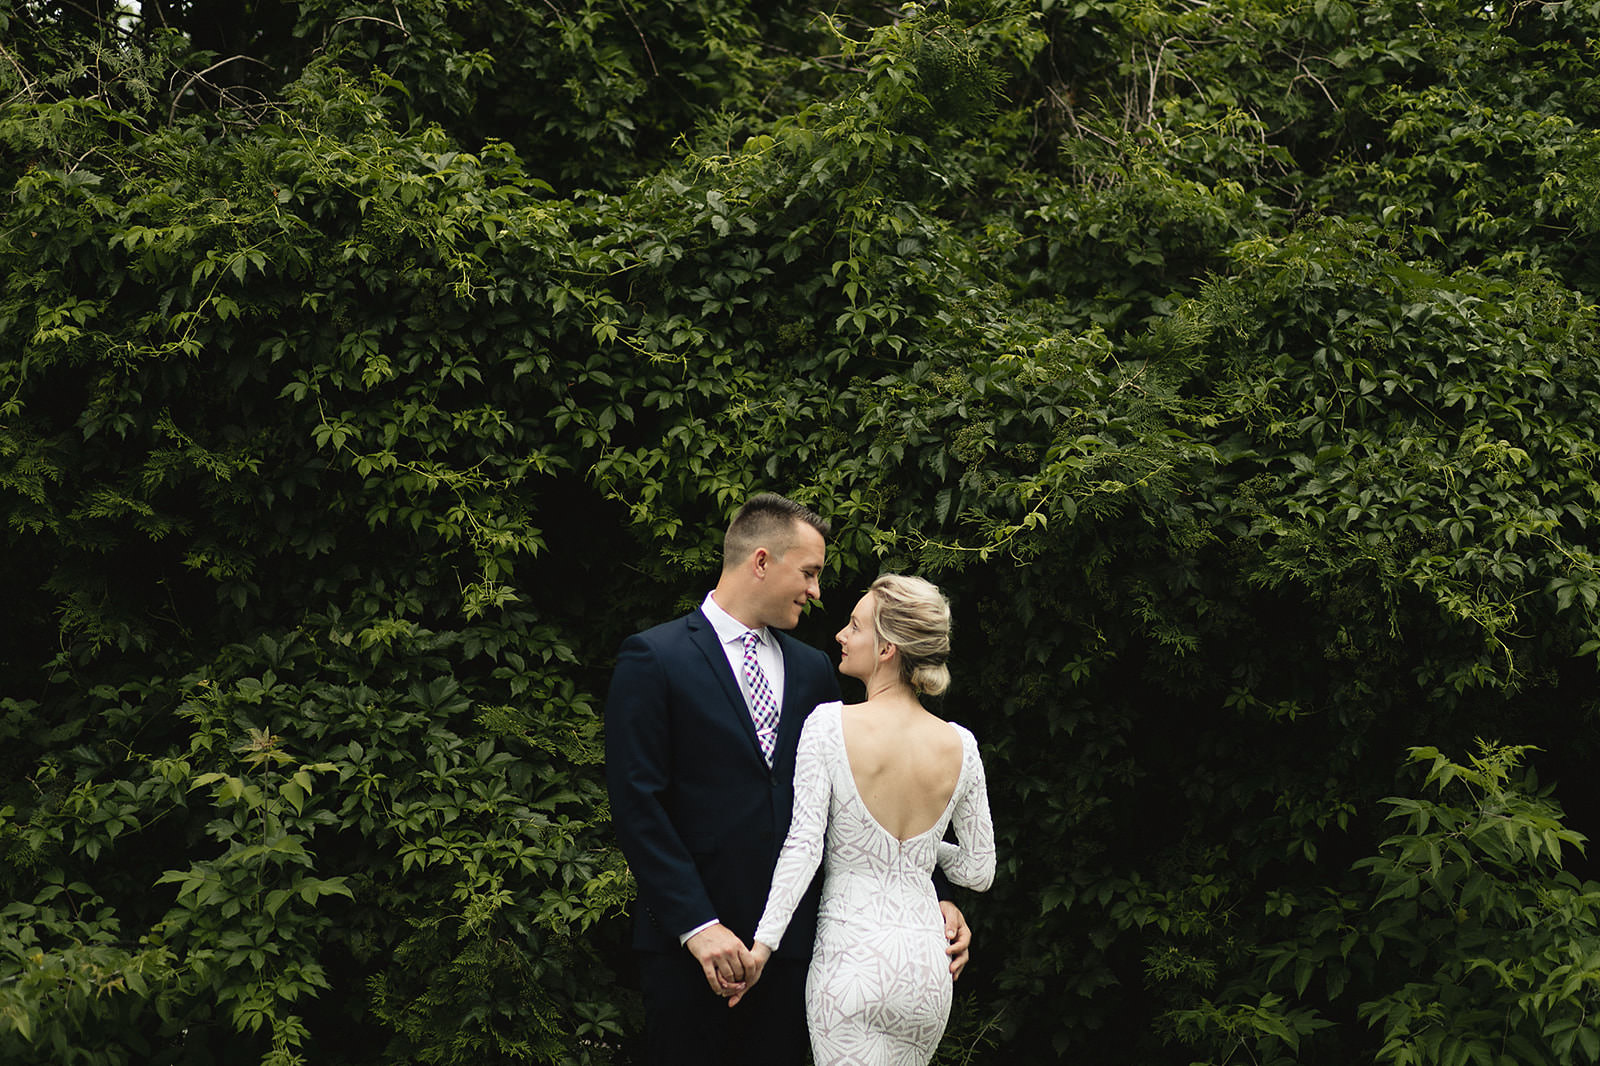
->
<box><xmin>868</xmin><ymin>574</ymin><xmax>953</xmax><ymax>696</ymax></box>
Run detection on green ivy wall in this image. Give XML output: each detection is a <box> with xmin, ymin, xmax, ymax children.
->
<box><xmin>4</xmin><ymin>1</ymin><xmax>1600</xmax><ymax>1063</ymax></box>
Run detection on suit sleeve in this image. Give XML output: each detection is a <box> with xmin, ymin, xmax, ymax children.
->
<box><xmin>605</xmin><ymin>633</ymin><xmax>716</xmax><ymax>941</ymax></box>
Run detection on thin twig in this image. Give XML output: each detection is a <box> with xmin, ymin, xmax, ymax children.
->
<box><xmin>329</xmin><ymin>14</ymin><xmax>409</xmax><ymax>35</ymax></box>
<box><xmin>1287</xmin><ymin>60</ymin><xmax>1339</xmax><ymax>111</ymax></box>
<box><xmin>0</xmin><ymin>39</ymin><xmax>37</xmax><ymax>108</ymax></box>
<box><xmin>617</xmin><ymin>5</ymin><xmax>659</xmax><ymax>77</ymax></box>
<box><xmin>167</xmin><ymin>54</ymin><xmax>272</xmax><ymax>125</ymax></box>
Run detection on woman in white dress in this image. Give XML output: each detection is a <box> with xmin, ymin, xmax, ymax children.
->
<box><xmin>734</xmin><ymin>575</ymin><xmax>996</xmax><ymax>1065</ymax></box>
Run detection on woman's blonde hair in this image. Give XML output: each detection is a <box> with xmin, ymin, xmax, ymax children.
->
<box><xmin>869</xmin><ymin>574</ymin><xmax>952</xmax><ymax>696</ymax></box>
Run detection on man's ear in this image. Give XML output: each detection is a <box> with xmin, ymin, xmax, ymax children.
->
<box><xmin>751</xmin><ymin>547</ymin><xmax>770</xmax><ymax>576</ymax></box>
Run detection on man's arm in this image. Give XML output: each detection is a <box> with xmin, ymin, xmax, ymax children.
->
<box><xmin>604</xmin><ymin>634</ymin><xmax>720</xmax><ymax>944</ymax></box>
<box><xmin>607</xmin><ymin>634</ymin><xmax>756</xmax><ymax>994</ymax></box>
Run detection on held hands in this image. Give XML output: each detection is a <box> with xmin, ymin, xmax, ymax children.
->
<box><xmin>941</xmin><ymin>900</ymin><xmax>971</xmax><ymax>980</ymax></box>
<box><xmin>714</xmin><ymin>905</ymin><xmax>968</xmax><ymax>1011</ymax></box>
<box><xmin>701</xmin><ymin>903</ymin><xmax>968</xmax><ymax>1009</ymax></box>
<box><xmin>686</xmin><ymin>924</ymin><xmax>755</xmax><ymax>999</ymax></box>
<box><xmin>726</xmin><ymin>942</ymin><xmax>772</xmax><ymax>1008</ymax></box>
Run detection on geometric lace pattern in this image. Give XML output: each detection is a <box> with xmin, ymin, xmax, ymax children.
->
<box><xmin>755</xmin><ymin>702</ymin><xmax>996</xmax><ymax>1065</ymax></box>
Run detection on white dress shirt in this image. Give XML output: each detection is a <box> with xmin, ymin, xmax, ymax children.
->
<box><xmin>701</xmin><ymin>590</ymin><xmax>786</xmax><ymax>710</ymax></box>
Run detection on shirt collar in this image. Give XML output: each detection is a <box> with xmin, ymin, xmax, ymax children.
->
<box><xmin>701</xmin><ymin>590</ymin><xmax>770</xmax><ymax>648</ymax></box>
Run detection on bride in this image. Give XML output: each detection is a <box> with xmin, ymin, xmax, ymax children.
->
<box><xmin>734</xmin><ymin>574</ymin><xmax>995</xmax><ymax>1064</ymax></box>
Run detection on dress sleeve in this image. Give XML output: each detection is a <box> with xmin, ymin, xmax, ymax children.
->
<box><xmin>936</xmin><ymin>729</ymin><xmax>996</xmax><ymax>892</ymax></box>
<box><xmin>753</xmin><ymin>706</ymin><xmax>834</xmax><ymax>951</ymax></box>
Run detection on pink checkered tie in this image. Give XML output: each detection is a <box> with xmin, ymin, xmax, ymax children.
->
<box><xmin>741</xmin><ymin>631</ymin><xmax>780</xmax><ymax>765</ymax></box>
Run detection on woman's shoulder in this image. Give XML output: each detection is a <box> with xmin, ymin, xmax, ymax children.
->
<box><xmin>942</xmin><ymin>720</ymin><xmax>983</xmax><ymax>761</ymax></box>
<box><xmin>802</xmin><ymin>700</ymin><xmax>844</xmax><ymax>730</ymax></box>
<box><xmin>944</xmin><ymin>719</ymin><xmax>978</xmax><ymax>742</ymax></box>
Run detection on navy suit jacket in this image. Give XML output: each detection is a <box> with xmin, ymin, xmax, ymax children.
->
<box><xmin>605</xmin><ymin>608</ymin><xmax>843</xmax><ymax>958</ymax></box>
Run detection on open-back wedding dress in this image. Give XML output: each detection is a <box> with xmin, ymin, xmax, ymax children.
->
<box><xmin>753</xmin><ymin>701</ymin><xmax>996</xmax><ymax>1065</ymax></box>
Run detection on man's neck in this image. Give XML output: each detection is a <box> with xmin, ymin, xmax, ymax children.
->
<box><xmin>709</xmin><ymin>585</ymin><xmax>763</xmax><ymax>631</ymax></box>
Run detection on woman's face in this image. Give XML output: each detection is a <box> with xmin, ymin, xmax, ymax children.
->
<box><xmin>835</xmin><ymin>592</ymin><xmax>883</xmax><ymax>683</ymax></box>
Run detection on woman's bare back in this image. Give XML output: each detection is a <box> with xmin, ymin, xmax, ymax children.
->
<box><xmin>840</xmin><ymin>700</ymin><xmax>963</xmax><ymax>841</ymax></box>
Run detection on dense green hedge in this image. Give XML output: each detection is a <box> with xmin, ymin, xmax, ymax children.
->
<box><xmin>5</xmin><ymin>1</ymin><xmax>1600</xmax><ymax>1063</ymax></box>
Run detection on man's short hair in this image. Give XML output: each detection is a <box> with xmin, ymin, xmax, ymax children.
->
<box><xmin>722</xmin><ymin>493</ymin><xmax>830</xmax><ymax>570</ymax></box>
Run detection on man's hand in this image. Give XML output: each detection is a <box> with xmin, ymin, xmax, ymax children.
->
<box><xmin>686</xmin><ymin>923</ymin><xmax>754</xmax><ymax>997</ymax></box>
<box><xmin>940</xmin><ymin>900</ymin><xmax>971</xmax><ymax>980</ymax></box>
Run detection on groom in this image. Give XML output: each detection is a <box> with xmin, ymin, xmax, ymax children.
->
<box><xmin>606</xmin><ymin>493</ymin><xmax>970</xmax><ymax>1065</ymax></box>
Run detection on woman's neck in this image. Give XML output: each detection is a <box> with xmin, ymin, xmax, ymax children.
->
<box><xmin>863</xmin><ymin>671</ymin><xmax>917</xmax><ymax>706</ymax></box>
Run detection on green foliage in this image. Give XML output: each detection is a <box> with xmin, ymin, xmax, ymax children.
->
<box><xmin>1180</xmin><ymin>742</ymin><xmax>1600</xmax><ymax>1066</ymax></box>
<box><xmin>1357</xmin><ymin>743</ymin><xmax>1600</xmax><ymax>1066</ymax></box>
<box><xmin>5</xmin><ymin>0</ymin><xmax>1600</xmax><ymax>1063</ymax></box>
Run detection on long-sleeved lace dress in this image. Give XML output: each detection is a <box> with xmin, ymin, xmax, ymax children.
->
<box><xmin>754</xmin><ymin>701</ymin><xmax>996</xmax><ymax>1065</ymax></box>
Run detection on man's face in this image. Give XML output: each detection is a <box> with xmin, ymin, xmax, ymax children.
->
<box><xmin>757</xmin><ymin>521</ymin><xmax>826</xmax><ymax>630</ymax></box>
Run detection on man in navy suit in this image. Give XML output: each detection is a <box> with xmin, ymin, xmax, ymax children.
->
<box><xmin>606</xmin><ymin>494</ymin><xmax>970</xmax><ymax>1064</ymax></box>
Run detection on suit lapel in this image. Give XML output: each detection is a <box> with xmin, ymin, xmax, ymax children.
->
<box><xmin>771</xmin><ymin>630</ymin><xmax>811</xmax><ymax>760</ymax></box>
<box><xmin>686</xmin><ymin>610</ymin><xmax>767</xmax><ymax>762</ymax></box>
